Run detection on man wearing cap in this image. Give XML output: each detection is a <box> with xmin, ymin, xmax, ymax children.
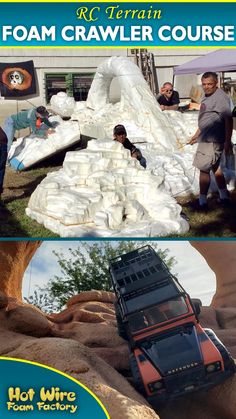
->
<box><xmin>113</xmin><ymin>124</ymin><xmax>147</xmax><ymax>168</ymax></box>
<box><xmin>2</xmin><ymin>106</ymin><xmax>54</xmax><ymax>151</ymax></box>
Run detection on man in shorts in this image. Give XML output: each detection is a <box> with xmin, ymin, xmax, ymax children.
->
<box><xmin>189</xmin><ymin>72</ymin><xmax>233</xmax><ymax>210</ymax></box>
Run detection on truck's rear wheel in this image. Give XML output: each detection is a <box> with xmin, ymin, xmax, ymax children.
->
<box><xmin>192</xmin><ymin>298</ymin><xmax>202</xmax><ymax>316</ymax></box>
<box><xmin>114</xmin><ymin>302</ymin><xmax>128</xmax><ymax>340</ymax></box>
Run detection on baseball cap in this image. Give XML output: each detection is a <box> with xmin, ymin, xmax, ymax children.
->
<box><xmin>36</xmin><ymin>106</ymin><xmax>49</xmax><ymax>118</ymax></box>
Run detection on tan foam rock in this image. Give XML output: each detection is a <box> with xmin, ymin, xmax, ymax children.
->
<box><xmin>191</xmin><ymin>241</ymin><xmax>236</xmax><ymax>308</ymax></box>
<box><xmin>0</xmin><ymin>291</ymin><xmax>8</xmax><ymax>308</ymax></box>
<box><xmin>6</xmin><ymin>305</ymin><xmax>52</xmax><ymax>337</ymax></box>
<box><xmin>67</xmin><ymin>290</ymin><xmax>115</xmax><ymax>306</ymax></box>
<box><xmin>0</xmin><ymin>241</ymin><xmax>41</xmax><ymax>301</ymax></box>
<box><xmin>3</xmin><ymin>336</ymin><xmax>159</xmax><ymax>419</ymax></box>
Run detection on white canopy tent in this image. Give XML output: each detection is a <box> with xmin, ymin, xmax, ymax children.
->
<box><xmin>174</xmin><ymin>49</ymin><xmax>236</xmax><ymax>75</ymax></box>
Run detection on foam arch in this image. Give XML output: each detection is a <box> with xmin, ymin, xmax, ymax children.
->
<box><xmin>86</xmin><ymin>56</ymin><xmax>178</xmax><ymax>151</ymax></box>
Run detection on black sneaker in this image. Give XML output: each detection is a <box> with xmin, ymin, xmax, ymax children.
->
<box><xmin>180</xmin><ymin>211</ymin><xmax>190</xmax><ymax>221</ymax></box>
<box><xmin>190</xmin><ymin>200</ymin><xmax>208</xmax><ymax>212</ymax></box>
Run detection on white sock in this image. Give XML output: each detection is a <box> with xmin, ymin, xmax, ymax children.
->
<box><xmin>199</xmin><ymin>194</ymin><xmax>207</xmax><ymax>205</ymax></box>
<box><xmin>219</xmin><ymin>189</ymin><xmax>229</xmax><ymax>200</ymax></box>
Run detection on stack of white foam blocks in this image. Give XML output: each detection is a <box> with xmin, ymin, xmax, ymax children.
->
<box><xmin>26</xmin><ymin>138</ymin><xmax>190</xmax><ymax>237</ymax></box>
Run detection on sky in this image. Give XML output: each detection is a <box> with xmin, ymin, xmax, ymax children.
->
<box><xmin>22</xmin><ymin>240</ymin><xmax>216</xmax><ymax>306</ymax></box>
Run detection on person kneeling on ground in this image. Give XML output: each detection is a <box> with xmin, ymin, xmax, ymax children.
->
<box><xmin>3</xmin><ymin>106</ymin><xmax>55</xmax><ymax>152</ymax></box>
<box><xmin>113</xmin><ymin>125</ymin><xmax>147</xmax><ymax>168</ymax></box>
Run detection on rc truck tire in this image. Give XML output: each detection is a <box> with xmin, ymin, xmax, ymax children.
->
<box><xmin>204</xmin><ymin>328</ymin><xmax>236</xmax><ymax>373</ymax></box>
<box><xmin>192</xmin><ymin>298</ymin><xmax>202</xmax><ymax>316</ymax></box>
<box><xmin>114</xmin><ymin>302</ymin><xmax>128</xmax><ymax>340</ymax></box>
<box><xmin>129</xmin><ymin>351</ymin><xmax>146</xmax><ymax>395</ymax></box>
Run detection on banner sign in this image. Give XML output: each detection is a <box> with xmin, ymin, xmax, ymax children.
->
<box><xmin>0</xmin><ymin>2</ymin><xmax>236</xmax><ymax>47</ymax></box>
<box><xmin>0</xmin><ymin>60</ymin><xmax>36</xmax><ymax>96</ymax></box>
<box><xmin>0</xmin><ymin>357</ymin><xmax>109</xmax><ymax>418</ymax></box>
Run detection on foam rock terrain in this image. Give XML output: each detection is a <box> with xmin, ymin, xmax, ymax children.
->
<box><xmin>26</xmin><ymin>139</ymin><xmax>189</xmax><ymax>237</ymax></box>
<box><xmin>25</xmin><ymin>57</ymin><xmax>202</xmax><ymax>237</ymax></box>
<box><xmin>1</xmin><ymin>241</ymin><xmax>236</xmax><ymax>418</ymax></box>
<box><xmin>9</xmin><ymin>56</ymin><xmax>236</xmax><ymax>235</ymax></box>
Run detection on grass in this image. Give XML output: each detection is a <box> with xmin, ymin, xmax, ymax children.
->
<box><xmin>176</xmin><ymin>192</ymin><xmax>236</xmax><ymax>238</ymax></box>
<box><xmin>1</xmin><ymin>164</ymin><xmax>60</xmax><ymax>238</ymax></box>
<box><xmin>2</xmin><ymin>156</ymin><xmax>236</xmax><ymax>238</ymax></box>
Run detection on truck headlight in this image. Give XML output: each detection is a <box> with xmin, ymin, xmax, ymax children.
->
<box><xmin>206</xmin><ymin>362</ymin><xmax>221</xmax><ymax>373</ymax></box>
<box><xmin>148</xmin><ymin>380</ymin><xmax>164</xmax><ymax>393</ymax></box>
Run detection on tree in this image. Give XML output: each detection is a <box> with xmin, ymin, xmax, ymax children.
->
<box><xmin>46</xmin><ymin>241</ymin><xmax>177</xmax><ymax>309</ymax></box>
<box><xmin>24</xmin><ymin>289</ymin><xmax>58</xmax><ymax>313</ymax></box>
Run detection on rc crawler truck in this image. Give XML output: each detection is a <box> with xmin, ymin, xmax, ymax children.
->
<box><xmin>109</xmin><ymin>245</ymin><xmax>235</xmax><ymax>406</ymax></box>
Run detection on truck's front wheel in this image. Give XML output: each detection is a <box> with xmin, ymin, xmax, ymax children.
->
<box><xmin>129</xmin><ymin>352</ymin><xmax>146</xmax><ymax>395</ymax></box>
<box><xmin>204</xmin><ymin>328</ymin><xmax>236</xmax><ymax>373</ymax></box>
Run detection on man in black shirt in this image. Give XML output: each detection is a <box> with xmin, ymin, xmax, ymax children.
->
<box><xmin>157</xmin><ymin>82</ymin><xmax>180</xmax><ymax>111</ymax></box>
<box><xmin>113</xmin><ymin>125</ymin><xmax>146</xmax><ymax>168</ymax></box>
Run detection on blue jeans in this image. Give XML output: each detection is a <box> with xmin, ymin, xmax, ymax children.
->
<box><xmin>3</xmin><ymin>117</ymin><xmax>15</xmax><ymax>151</ymax></box>
<box><xmin>0</xmin><ymin>143</ymin><xmax>8</xmax><ymax>194</ymax></box>
<box><xmin>139</xmin><ymin>156</ymin><xmax>147</xmax><ymax>169</ymax></box>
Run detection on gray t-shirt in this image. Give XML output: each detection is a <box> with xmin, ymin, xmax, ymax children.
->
<box><xmin>198</xmin><ymin>88</ymin><xmax>232</xmax><ymax>143</ymax></box>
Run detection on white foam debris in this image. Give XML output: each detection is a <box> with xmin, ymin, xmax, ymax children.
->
<box><xmin>50</xmin><ymin>91</ymin><xmax>76</xmax><ymax>117</ymax></box>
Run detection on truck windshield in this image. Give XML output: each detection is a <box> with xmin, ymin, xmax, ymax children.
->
<box><xmin>128</xmin><ymin>297</ymin><xmax>189</xmax><ymax>333</ymax></box>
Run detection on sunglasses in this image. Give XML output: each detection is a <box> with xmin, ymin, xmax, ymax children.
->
<box><xmin>165</xmin><ymin>89</ymin><xmax>173</xmax><ymax>93</ymax></box>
